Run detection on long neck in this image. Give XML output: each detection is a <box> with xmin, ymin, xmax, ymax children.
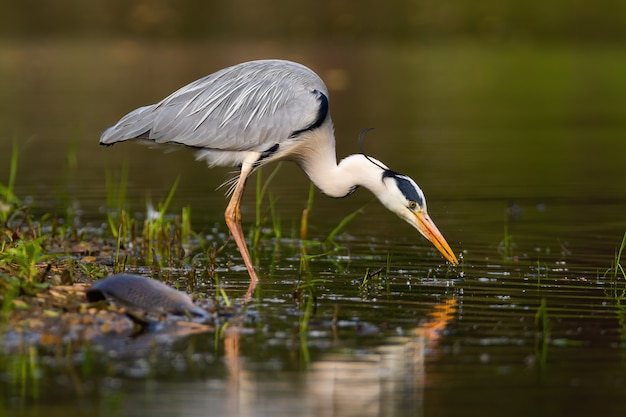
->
<box><xmin>298</xmin><ymin>130</ymin><xmax>387</xmax><ymax>198</ymax></box>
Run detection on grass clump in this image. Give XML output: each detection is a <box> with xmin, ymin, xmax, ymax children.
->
<box><xmin>0</xmin><ymin>236</ymin><xmax>52</xmax><ymax>285</ymax></box>
<box><xmin>251</xmin><ymin>164</ymin><xmax>283</xmax><ymax>249</ymax></box>
<box><xmin>0</xmin><ymin>145</ymin><xmax>56</xmax><ymax>294</ymax></box>
<box><xmin>103</xmin><ymin>172</ymin><xmax>196</xmax><ymax>274</ymax></box>
<box><xmin>105</xmin><ymin>164</ymin><xmax>134</xmax><ymax>248</ymax></box>
<box><xmin>141</xmin><ymin>177</ymin><xmax>182</xmax><ymax>265</ymax></box>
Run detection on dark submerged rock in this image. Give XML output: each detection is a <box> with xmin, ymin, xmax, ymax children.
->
<box><xmin>87</xmin><ymin>274</ymin><xmax>209</xmax><ymax>319</ymax></box>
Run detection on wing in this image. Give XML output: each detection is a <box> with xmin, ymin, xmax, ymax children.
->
<box><xmin>100</xmin><ymin>60</ymin><xmax>330</xmax><ymax>156</ymax></box>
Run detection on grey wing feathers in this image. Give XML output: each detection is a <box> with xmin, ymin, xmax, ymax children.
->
<box><xmin>100</xmin><ymin>60</ymin><xmax>329</xmax><ymax>155</ymax></box>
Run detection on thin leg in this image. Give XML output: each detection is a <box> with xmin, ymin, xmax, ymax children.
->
<box><xmin>224</xmin><ymin>159</ymin><xmax>258</xmax><ymax>298</ymax></box>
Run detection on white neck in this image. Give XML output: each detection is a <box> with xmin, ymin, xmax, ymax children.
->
<box><xmin>308</xmin><ymin>153</ymin><xmax>388</xmax><ymax>198</ymax></box>
<box><xmin>295</xmin><ymin>127</ymin><xmax>388</xmax><ymax>198</ymax></box>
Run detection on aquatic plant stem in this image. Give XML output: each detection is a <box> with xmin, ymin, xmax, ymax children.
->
<box><xmin>300</xmin><ymin>182</ymin><xmax>315</xmax><ymax>240</ymax></box>
<box><xmin>252</xmin><ymin>163</ymin><xmax>283</xmax><ymax>248</ymax></box>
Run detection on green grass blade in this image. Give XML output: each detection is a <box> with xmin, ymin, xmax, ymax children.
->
<box><xmin>325</xmin><ymin>204</ymin><xmax>367</xmax><ymax>243</ymax></box>
<box><xmin>253</xmin><ymin>163</ymin><xmax>283</xmax><ymax>247</ymax></box>
<box><xmin>158</xmin><ymin>176</ymin><xmax>180</xmax><ymax>220</ymax></box>
<box><xmin>300</xmin><ymin>183</ymin><xmax>315</xmax><ymax>240</ymax></box>
<box><xmin>7</xmin><ymin>142</ymin><xmax>19</xmax><ymax>202</ymax></box>
<box><xmin>615</xmin><ymin>232</ymin><xmax>626</xmax><ymax>279</ymax></box>
<box><xmin>269</xmin><ymin>192</ymin><xmax>282</xmax><ymax>240</ymax></box>
<box><xmin>0</xmin><ymin>141</ymin><xmax>21</xmax><ymax>207</ymax></box>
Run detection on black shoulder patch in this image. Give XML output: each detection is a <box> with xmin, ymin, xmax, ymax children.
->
<box><xmin>253</xmin><ymin>143</ymin><xmax>280</xmax><ymax>167</ymax></box>
<box><xmin>258</xmin><ymin>143</ymin><xmax>279</xmax><ymax>163</ymax></box>
<box><xmin>289</xmin><ymin>90</ymin><xmax>329</xmax><ymax>138</ymax></box>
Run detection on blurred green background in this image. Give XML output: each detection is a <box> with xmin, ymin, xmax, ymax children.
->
<box><xmin>2</xmin><ymin>0</ymin><xmax>625</xmax><ymax>42</ymax></box>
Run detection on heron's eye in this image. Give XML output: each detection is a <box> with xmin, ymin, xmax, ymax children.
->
<box><xmin>408</xmin><ymin>201</ymin><xmax>418</xmax><ymax>210</ymax></box>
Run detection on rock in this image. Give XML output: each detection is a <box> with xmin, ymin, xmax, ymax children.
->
<box><xmin>87</xmin><ymin>274</ymin><xmax>209</xmax><ymax>319</ymax></box>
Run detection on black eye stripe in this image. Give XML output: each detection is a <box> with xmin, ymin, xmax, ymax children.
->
<box><xmin>396</xmin><ymin>177</ymin><xmax>423</xmax><ymax>207</ymax></box>
<box><xmin>382</xmin><ymin>170</ymin><xmax>424</xmax><ymax>207</ymax></box>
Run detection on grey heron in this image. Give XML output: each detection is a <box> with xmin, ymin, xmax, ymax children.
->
<box><xmin>101</xmin><ymin>59</ymin><xmax>459</xmax><ymax>289</ymax></box>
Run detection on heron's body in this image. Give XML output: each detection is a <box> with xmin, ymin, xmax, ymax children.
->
<box><xmin>101</xmin><ymin>59</ymin><xmax>458</xmax><ymax>296</ymax></box>
<box><xmin>101</xmin><ymin>60</ymin><xmax>331</xmax><ymax>172</ymax></box>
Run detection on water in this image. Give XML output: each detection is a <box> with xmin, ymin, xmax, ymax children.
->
<box><xmin>2</xmin><ymin>39</ymin><xmax>626</xmax><ymax>416</ymax></box>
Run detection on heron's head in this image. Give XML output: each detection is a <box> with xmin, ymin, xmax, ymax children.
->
<box><xmin>378</xmin><ymin>170</ymin><xmax>459</xmax><ymax>265</ymax></box>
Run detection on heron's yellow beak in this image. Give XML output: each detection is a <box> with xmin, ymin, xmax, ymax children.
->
<box><xmin>413</xmin><ymin>211</ymin><xmax>459</xmax><ymax>265</ymax></box>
